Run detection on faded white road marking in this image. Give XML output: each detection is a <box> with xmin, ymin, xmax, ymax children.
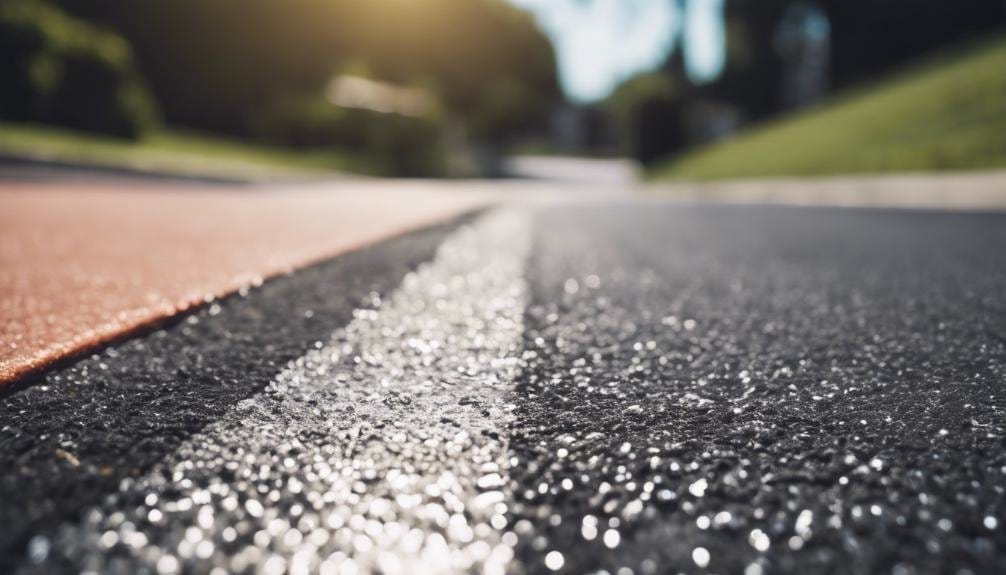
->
<box><xmin>41</xmin><ymin>209</ymin><xmax>531</xmax><ymax>574</ymax></box>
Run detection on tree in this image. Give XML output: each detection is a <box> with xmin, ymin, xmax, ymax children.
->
<box><xmin>55</xmin><ymin>0</ymin><xmax>562</xmax><ymax>144</ymax></box>
<box><xmin>1</xmin><ymin>0</ymin><xmax>158</xmax><ymax>138</ymax></box>
<box><xmin>820</xmin><ymin>0</ymin><xmax>1006</xmax><ymax>88</ymax></box>
<box><xmin>347</xmin><ymin>0</ymin><xmax>562</xmax><ymax>143</ymax></box>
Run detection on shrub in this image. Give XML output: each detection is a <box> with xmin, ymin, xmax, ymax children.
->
<box><xmin>0</xmin><ymin>0</ymin><xmax>158</xmax><ymax>139</ymax></box>
<box><xmin>252</xmin><ymin>95</ymin><xmax>446</xmax><ymax>177</ymax></box>
<box><xmin>605</xmin><ymin>73</ymin><xmax>687</xmax><ymax>165</ymax></box>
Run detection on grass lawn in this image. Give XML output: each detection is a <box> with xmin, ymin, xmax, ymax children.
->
<box><xmin>0</xmin><ymin>123</ymin><xmax>376</xmax><ymax>179</ymax></box>
<box><xmin>654</xmin><ymin>34</ymin><xmax>1006</xmax><ymax>181</ymax></box>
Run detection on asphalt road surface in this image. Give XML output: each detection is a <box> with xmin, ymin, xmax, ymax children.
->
<box><xmin>2</xmin><ymin>203</ymin><xmax>1005</xmax><ymax>574</ymax></box>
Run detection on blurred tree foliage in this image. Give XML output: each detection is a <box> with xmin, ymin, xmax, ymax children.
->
<box><xmin>0</xmin><ymin>0</ymin><xmax>559</xmax><ymax>174</ymax></box>
<box><xmin>605</xmin><ymin>73</ymin><xmax>683</xmax><ymax>165</ymax></box>
<box><xmin>822</xmin><ymin>0</ymin><xmax>1006</xmax><ymax>89</ymax></box>
<box><xmin>713</xmin><ymin>0</ymin><xmax>1006</xmax><ymax>115</ymax></box>
<box><xmin>610</xmin><ymin>0</ymin><xmax>1006</xmax><ymax>166</ymax></box>
<box><xmin>53</xmin><ymin>0</ymin><xmax>351</xmax><ymax>135</ymax></box>
<box><xmin>252</xmin><ymin>94</ymin><xmax>446</xmax><ymax>177</ymax></box>
<box><xmin>348</xmin><ymin>0</ymin><xmax>561</xmax><ymax>143</ymax></box>
<box><xmin>49</xmin><ymin>0</ymin><xmax>560</xmax><ymax>146</ymax></box>
<box><xmin>0</xmin><ymin>0</ymin><xmax>159</xmax><ymax>139</ymax></box>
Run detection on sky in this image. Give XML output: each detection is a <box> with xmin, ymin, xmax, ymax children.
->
<box><xmin>508</xmin><ymin>0</ymin><xmax>726</xmax><ymax>103</ymax></box>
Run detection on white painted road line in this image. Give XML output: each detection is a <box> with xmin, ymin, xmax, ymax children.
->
<box><xmin>41</xmin><ymin>209</ymin><xmax>531</xmax><ymax>574</ymax></box>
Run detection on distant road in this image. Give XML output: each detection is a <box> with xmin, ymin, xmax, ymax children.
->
<box><xmin>504</xmin><ymin>155</ymin><xmax>640</xmax><ymax>185</ymax></box>
<box><xmin>2</xmin><ymin>195</ymin><xmax>1005</xmax><ymax>573</ymax></box>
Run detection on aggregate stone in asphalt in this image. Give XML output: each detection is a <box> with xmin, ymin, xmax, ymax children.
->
<box><xmin>508</xmin><ymin>204</ymin><xmax>1006</xmax><ymax>574</ymax></box>
<box><xmin>1</xmin><ymin>203</ymin><xmax>1005</xmax><ymax>575</ymax></box>
<box><xmin>0</xmin><ymin>215</ymin><xmax>471</xmax><ymax>573</ymax></box>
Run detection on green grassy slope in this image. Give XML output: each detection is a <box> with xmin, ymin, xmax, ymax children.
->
<box><xmin>655</xmin><ymin>35</ymin><xmax>1006</xmax><ymax>181</ymax></box>
<box><xmin>0</xmin><ymin>123</ymin><xmax>375</xmax><ymax>179</ymax></box>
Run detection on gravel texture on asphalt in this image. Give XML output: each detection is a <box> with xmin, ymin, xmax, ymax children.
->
<box><xmin>508</xmin><ymin>204</ymin><xmax>1006</xmax><ymax>574</ymax></box>
<box><xmin>29</xmin><ymin>210</ymin><xmax>531</xmax><ymax>575</ymax></box>
<box><xmin>0</xmin><ymin>213</ymin><xmax>475</xmax><ymax>573</ymax></box>
<box><xmin>3</xmin><ymin>203</ymin><xmax>1006</xmax><ymax>575</ymax></box>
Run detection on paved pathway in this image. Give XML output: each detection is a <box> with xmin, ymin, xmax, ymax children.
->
<box><xmin>2</xmin><ymin>198</ymin><xmax>1005</xmax><ymax>573</ymax></box>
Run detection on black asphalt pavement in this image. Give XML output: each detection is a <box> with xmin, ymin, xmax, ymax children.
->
<box><xmin>2</xmin><ymin>203</ymin><xmax>1005</xmax><ymax>574</ymax></box>
<box><xmin>0</xmin><ymin>215</ymin><xmax>470</xmax><ymax>573</ymax></box>
<box><xmin>509</xmin><ymin>204</ymin><xmax>1006</xmax><ymax>574</ymax></box>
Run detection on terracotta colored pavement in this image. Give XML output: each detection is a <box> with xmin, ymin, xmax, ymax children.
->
<box><xmin>0</xmin><ymin>180</ymin><xmax>489</xmax><ymax>386</ymax></box>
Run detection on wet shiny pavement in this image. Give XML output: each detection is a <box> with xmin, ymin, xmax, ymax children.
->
<box><xmin>2</xmin><ymin>203</ymin><xmax>1006</xmax><ymax>574</ymax></box>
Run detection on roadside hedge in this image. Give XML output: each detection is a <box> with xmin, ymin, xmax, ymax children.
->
<box><xmin>0</xmin><ymin>1</ymin><xmax>158</xmax><ymax>139</ymax></box>
<box><xmin>252</xmin><ymin>96</ymin><xmax>446</xmax><ymax>177</ymax></box>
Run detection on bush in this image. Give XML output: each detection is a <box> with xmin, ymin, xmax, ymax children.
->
<box><xmin>0</xmin><ymin>0</ymin><xmax>158</xmax><ymax>139</ymax></box>
<box><xmin>252</xmin><ymin>95</ymin><xmax>447</xmax><ymax>177</ymax></box>
<box><xmin>605</xmin><ymin>73</ymin><xmax>687</xmax><ymax>165</ymax></box>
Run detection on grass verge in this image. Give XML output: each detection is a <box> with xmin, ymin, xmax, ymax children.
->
<box><xmin>654</xmin><ymin>34</ymin><xmax>1006</xmax><ymax>181</ymax></box>
<box><xmin>0</xmin><ymin>122</ymin><xmax>376</xmax><ymax>180</ymax></box>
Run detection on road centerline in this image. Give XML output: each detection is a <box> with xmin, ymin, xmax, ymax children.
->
<box><xmin>35</xmin><ymin>209</ymin><xmax>532</xmax><ymax>574</ymax></box>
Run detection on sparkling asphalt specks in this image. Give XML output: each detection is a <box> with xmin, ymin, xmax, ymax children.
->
<box><xmin>32</xmin><ymin>210</ymin><xmax>532</xmax><ymax>574</ymax></box>
<box><xmin>6</xmin><ymin>203</ymin><xmax>1006</xmax><ymax>575</ymax></box>
<box><xmin>0</xmin><ymin>215</ymin><xmax>467</xmax><ymax>573</ymax></box>
<box><xmin>507</xmin><ymin>205</ymin><xmax>1006</xmax><ymax>575</ymax></box>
